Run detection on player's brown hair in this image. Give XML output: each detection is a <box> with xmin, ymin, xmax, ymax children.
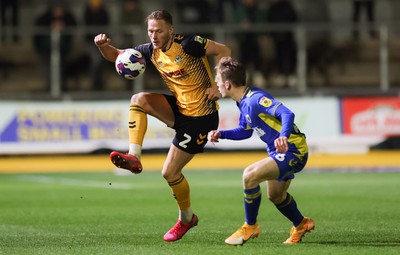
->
<box><xmin>216</xmin><ymin>57</ymin><xmax>247</xmax><ymax>87</ymax></box>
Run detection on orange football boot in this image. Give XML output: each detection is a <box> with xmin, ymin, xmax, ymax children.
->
<box><xmin>284</xmin><ymin>217</ymin><xmax>315</xmax><ymax>244</ymax></box>
<box><xmin>225</xmin><ymin>222</ymin><xmax>260</xmax><ymax>246</ymax></box>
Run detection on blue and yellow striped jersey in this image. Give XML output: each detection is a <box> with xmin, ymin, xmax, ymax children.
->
<box><xmin>221</xmin><ymin>87</ymin><xmax>307</xmax><ymax>156</ymax></box>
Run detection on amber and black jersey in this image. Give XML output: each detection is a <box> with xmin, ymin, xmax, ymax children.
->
<box><xmin>134</xmin><ymin>34</ymin><xmax>218</xmax><ymax>117</ymax></box>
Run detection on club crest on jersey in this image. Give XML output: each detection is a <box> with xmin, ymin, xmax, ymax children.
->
<box><xmin>246</xmin><ymin>114</ymin><xmax>252</xmax><ymax>123</ymax></box>
<box><xmin>175</xmin><ymin>55</ymin><xmax>182</xmax><ymax>65</ymax></box>
<box><xmin>194</xmin><ymin>35</ymin><xmax>205</xmax><ymax>44</ymax></box>
<box><xmin>259</xmin><ymin>96</ymin><xmax>272</xmax><ymax>108</ymax></box>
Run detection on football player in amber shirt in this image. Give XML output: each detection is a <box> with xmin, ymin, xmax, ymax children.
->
<box><xmin>94</xmin><ymin>10</ymin><xmax>231</xmax><ymax>242</ymax></box>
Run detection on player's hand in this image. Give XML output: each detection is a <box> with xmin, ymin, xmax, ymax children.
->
<box><xmin>206</xmin><ymin>86</ymin><xmax>221</xmax><ymax>101</ymax></box>
<box><xmin>94</xmin><ymin>33</ymin><xmax>111</xmax><ymax>47</ymax></box>
<box><xmin>274</xmin><ymin>136</ymin><xmax>288</xmax><ymax>153</ymax></box>
<box><xmin>207</xmin><ymin>130</ymin><xmax>221</xmax><ymax>144</ymax></box>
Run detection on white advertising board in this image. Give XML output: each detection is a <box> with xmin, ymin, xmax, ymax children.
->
<box><xmin>0</xmin><ymin>101</ymin><xmax>174</xmax><ymax>154</ymax></box>
<box><xmin>0</xmin><ymin>97</ymin><xmax>341</xmax><ymax>155</ymax></box>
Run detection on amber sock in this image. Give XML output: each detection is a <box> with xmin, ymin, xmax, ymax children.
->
<box><xmin>168</xmin><ymin>174</ymin><xmax>191</xmax><ymax>211</ymax></box>
<box><xmin>128</xmin><ymin>104</ymin><xmax>147</xmax><ymax>156</ymax></box>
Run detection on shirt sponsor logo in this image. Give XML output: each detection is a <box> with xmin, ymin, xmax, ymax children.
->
<box><xmin>254</xmin><ymin>126</ymin><xmax>266</xmax><ymax>137</ymax></box>
<box><xmin>162</xmin><ymin>68</ymin><xmax>188</xmax><ymax>79</ymax></box>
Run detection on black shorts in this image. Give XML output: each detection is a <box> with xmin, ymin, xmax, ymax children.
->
<box><xmin>164</xmin><ymin>95</ymin><xmax>219</xmax><ymax>154</ymax></box>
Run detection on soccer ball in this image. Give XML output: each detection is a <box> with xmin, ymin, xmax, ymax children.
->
<box><xmin>115</xmin><ymin>49</ymin><xmax>146</xmax><ymax>80</ymax></box>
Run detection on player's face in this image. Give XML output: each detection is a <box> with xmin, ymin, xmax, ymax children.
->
<box><xmin>215</xmin><ymin>73</ymin><xmax>228</xmax><ymax>98</ymax></box>
<box><xmin>147</xmin><ymin>19</ymin><xmax>173</xmax><ymax>50</ymax></box>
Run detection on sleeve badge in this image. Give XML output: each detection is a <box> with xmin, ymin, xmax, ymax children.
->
<box><xmin>259</xmin><ymin>96</ymin><xmax>272</xmax><ymax>108</ymax></box>
<box><xmin>194</xmin><ymin>35</ymin><xmax>205</xmax><ymax>44</ymax></box>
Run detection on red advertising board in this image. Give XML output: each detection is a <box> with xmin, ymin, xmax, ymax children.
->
<box><xmin>342</xmin><ymin>97</ymin><xmax>400</xmax><ymax>135</ymax></box>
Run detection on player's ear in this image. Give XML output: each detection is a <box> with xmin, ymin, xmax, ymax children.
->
<box><xmin>225</xmin><ymin>80</ymin><xmax>232</xmax><ymax>90</ymax></box>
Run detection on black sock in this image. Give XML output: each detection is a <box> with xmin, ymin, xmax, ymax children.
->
<box><xmin>275</xmin><ymin>193</ymin><xmax>304</xmax><ymax>226</ymax></box>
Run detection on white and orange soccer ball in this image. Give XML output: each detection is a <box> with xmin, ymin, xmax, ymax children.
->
<box><xmin>115</xmin><ymin>49</ymin><xmax>146</xmax><ymax>80</ymax></box>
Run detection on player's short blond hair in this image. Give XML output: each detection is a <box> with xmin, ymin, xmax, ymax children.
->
<box><xmin>145</xmin><ymin>10</ymin><xmax>173</xmax><ymax>26</ymax></box>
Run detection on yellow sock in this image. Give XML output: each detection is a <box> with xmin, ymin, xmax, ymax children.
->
<box><xmin>128</xmin><ymin>104</ymin><xmax>147</xmax><ymax>146</ymax></box>
<box><xmin>168</xmin><ymin>175</ymin><xmax>191</xmax><ymax>210</ymax></box>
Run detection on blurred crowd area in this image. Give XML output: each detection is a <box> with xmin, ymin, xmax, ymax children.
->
<box><xmin>1</xmin><ymin>0</ymin><xmax>400</xmax><ymax>99</ymax></box>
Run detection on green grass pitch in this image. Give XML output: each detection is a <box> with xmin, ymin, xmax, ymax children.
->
<box><xmin>0</xmin><ymin>170</ymin><xmax>399</xmax><ymax>255</ymax></box>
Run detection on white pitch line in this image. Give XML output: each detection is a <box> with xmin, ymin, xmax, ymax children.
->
<box><xmin>16</xmin><ymin>175</ymin><xmax>135</xmax><ymax>190</ymax></box>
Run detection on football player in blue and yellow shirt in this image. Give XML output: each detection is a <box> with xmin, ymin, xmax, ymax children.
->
<box><xmin>208</xmin><ymin>57</ymin><xmax>315</xmax><ymax>245</ymax></box>
<box><xmin>94</xmin><ymin>10</ymin><xmax>231</xmax><ymax>242</ymax></box>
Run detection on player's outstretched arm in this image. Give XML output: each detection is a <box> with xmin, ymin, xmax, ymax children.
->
<box><xmin>94</xmin><ymin>33</ymin><xmax>122</xmax><ymax>62</ymax></box>
<box><xmin>207</xmin><ymin>130</ymin><xmax>221</xmax><ymax>144</ymax></box>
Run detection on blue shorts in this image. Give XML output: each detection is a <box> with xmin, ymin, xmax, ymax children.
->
<box><xmin>270</xmin><ymin>151</ymin><xmax>308</xmax><ymax>182</ymax></box>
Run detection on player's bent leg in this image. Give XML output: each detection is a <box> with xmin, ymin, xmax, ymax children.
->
<box><xmin>131</xmin><ymin>92</ymin><xmax>175</xmax><ymax>127</ymax></box>
<box><xmin>284</xmin><ymin>217</ymin><xmax>315</xmax><ymax>244</ymax></box>
<box><xmin>163</xmin><ymin>214</ymin><xmax>199</xmax><ymax>242</ymax></box>
<box><xmin>225</xmin><ymin>222</ymin><xmax>260</xmax><ymax>246</ymax></box>
<box><xmin>243</xmin><ymin>157</ymin><xmax>281</xmax><ymax>188</ymax></box>
<box><xmin>110</xmin><ymin>151</ymin><xmax>142</xmax><ymax>174</ymax></box>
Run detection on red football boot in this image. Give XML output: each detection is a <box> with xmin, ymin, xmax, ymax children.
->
<box><xmin>163</xmin><ymin>214</ymin><xmax>199</xmax><ymax>242</ymax></box>
<box><xmin>110</xmin><ymin>151</ymin><xmax>142</xmax><ymax>174</ymax></box>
